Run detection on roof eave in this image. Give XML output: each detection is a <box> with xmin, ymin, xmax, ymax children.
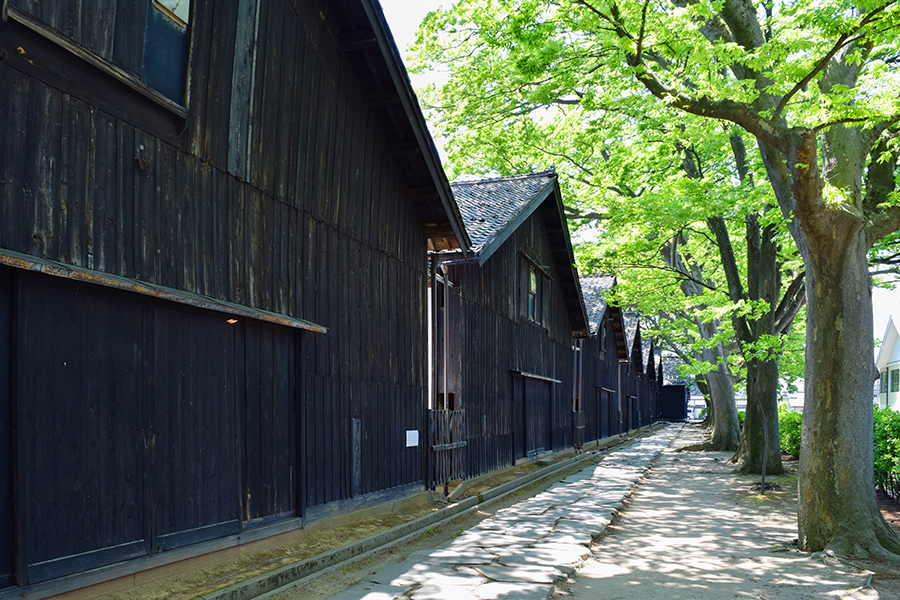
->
<box><xmin>358</xmin><ymin>0</ymin><xmax>472</xmax><ymax>252</ymax></box>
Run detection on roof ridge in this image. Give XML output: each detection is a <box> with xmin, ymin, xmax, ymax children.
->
<box><xmin>450</xmin><ymin>168</ymin><xmax>556</xmax><ymax>187</ymax></box>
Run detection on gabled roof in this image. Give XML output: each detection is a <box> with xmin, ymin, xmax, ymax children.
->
<box><xmin>579</xmin><ymin>274</ymin><xmax>629</xmax><ymax>360</ymax></box>
<box><xmin>662</xmin><ymin>359</ymin><xmax>691</xmax><ymax>386</ymax></box>
<box><xmin>641</xmin><ymin>338</ymin><xmax>653</xmax><ymax>371</ymax></box>
<box><xmin>623</xmin><ymin>313</ymin><xmax>639</xmax><ymax>359</ymax></box>
<box><xmin>451</xmin><ymin>170</ymin><xmax>589</xmax><ymax>335</ymax></box>
<box><xmin>877</xmin><ymin>315</ymin><xmax>900</xmax><ymax>371</ymax></box>
<box><xmin>579</xmin><ymin>275</ymin><xmax>615</xmax><ymax>334</ymax></box>
<box><xmin>451</xmin><ymin>171</ymin><xmax>556</xmax><ymax>259</ymax></box>
<box><xmin>327</xmin><ymin>0</ymin><xmax>471</xmax><ymax>252</ymax></box>
<box><xmin>624</xmin><ymin>312</ymin><xmax>644</xmax><ymax>374</ymax></box>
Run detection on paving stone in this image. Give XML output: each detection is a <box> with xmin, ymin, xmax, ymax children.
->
<box><xmin>492</xmin><ymin>522</ymin><xmax>555</xmax><ymax>539</ymax></box>
<box><xmin>495</xmin><ymin>542</ymin><xmax>591</xmax><ymax>569</ymax></box>
<box><xmin>551</xmin><ymin>521</ymin><xmax>606</xmax><ymax>537</ymax></box>
<box><xmin>369</xmin><ymin>563</ymin><xmax>486</xmax><ymax>587</ymax></box>
<box><xmin>409</xmin><ymin>584</ymin><xmax>481</xmax><ymax>600</ymax></box>
<box><xmin>473</xmin><ymin>563</ymin><xmax>565</xmax><ymax>584</ymax></box>
<box><xmin>327</xmin><ymin>582</ymin><xmax>409</xmax><ymax>600</ymax></box>
<box><xmin>540</xmin><ymin>530</ymin><xmax>594</xmax><ymax>546</ymax></box>
<box><xmin>327</xmin><ymin>426</ymin><xmax>677</xmax><ymax>600</ymax></box>
<box><xmin>406</xmin><ymin>548</ymin><xmax>498</xmax><ymax>565</ymax></box>
<box><xmin>446</xmin><ymin>531</ymin><xmax>533</xmax><ymax>549</ymax></box>
<box><xmin>472</xmin><ymin>581</ymin><xmax>554</xmax><ymax>599</ymax></box>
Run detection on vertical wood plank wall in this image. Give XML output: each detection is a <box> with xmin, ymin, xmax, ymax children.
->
<box><xmin>451</xmin><ymin>213</ymin><xmax>578</xmax><ymax>479</ymax></box>
<box><xmin>579</xmin><ymin>314</ymin><xmax>619</xmax><ymax>443</ymax></box>
<box><xmin>0</xmin><ymin>0</ymin><xmax>429</xmax><ymax>586</ymax></box>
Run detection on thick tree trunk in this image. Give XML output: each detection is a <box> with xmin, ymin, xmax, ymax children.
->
<box><xmin>798</xmin><ymin>233</ymin><xmax>900</xmax><ymax>557</ymax></box>
<box><xmin>706</xmin><ymin>361</ymin><xmax>740</xmax><ymax>450</ymax></box>
<box><xmin>735</xmin><ymin>357</ymin><xmax>784</xmax><ymax>475</ymax></box>
<box><xmin>725</xmin><ymin>210</ymin><xmax>784</xmax><ymax>476</ymax></box>
<box><xmin>696</xmin><ymin>377</ymin><xmax>713</xmax><ymax>428</ymax></box>
<box><xmin>699</xmin><ymin>320</ymin><xmax>740</xmax><ymax>451</ymax></box>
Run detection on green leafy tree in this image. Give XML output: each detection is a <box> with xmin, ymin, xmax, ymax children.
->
<box><xmin>413</xmin><ymin>0</ymin><xmax>900</xmax><ymax>557</ymax></box>
<box><xmin>414</xmin><ymin>19</ymin><xmax>803</xmax><ymax>470</ymax></box>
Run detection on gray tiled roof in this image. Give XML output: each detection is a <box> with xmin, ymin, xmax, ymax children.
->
<box><xmin>641</xmin><ymin>338</ymin><xmax>652</xmax><ymax>367</ymax></box>
<box><xmin>579</xmin><ymin>275</ymin><xmax>615</xmax><ymax>334</ymax></box>
<box><xmin>450</xmin><ymin>171</ymin><xmax>556</xmax><ymax>253</ymax></box>
<box><xmin>623</xmin><ymin>312</ymin><xmax>639</xmax><ymax>359</ymax></box>
<box><xmin>662</xmin><ymin>361</ymin><xmax>690</xmax><ymax>385</ymax></box>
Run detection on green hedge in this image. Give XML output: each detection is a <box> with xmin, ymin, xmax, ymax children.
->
<box><xmin>766</xmin><ymin>404</ymin><xmax>900</xmax><ymax>498</ymax></box>
<box><xmin>778</xmin><ymin>402</ymin><xmax>803</xmax><ymax>457</ymax></box>
<box><xmin>874</xmin><ymin>406</ymin><xmax>900</xmax><ymax>498</ymax></box>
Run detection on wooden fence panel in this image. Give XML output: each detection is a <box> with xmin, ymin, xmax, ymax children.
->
<box><xmin>429</xmin><ymin>410</ymin><xmax>466</xmax><ymax>489</ymax></box>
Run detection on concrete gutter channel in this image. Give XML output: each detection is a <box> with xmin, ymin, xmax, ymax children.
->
<box><xmin>199</xmin><ymin>423</ymin><xmax>665</xmax><ymax>600</ymax></box>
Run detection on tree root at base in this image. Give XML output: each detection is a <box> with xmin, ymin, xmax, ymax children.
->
<box><xmin>676</xmin><ymin>440</ymin><xmax>738</xmax><ymax>452</ymax></box>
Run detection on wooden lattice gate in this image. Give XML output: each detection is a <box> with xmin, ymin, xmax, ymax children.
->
<box><xmin>429</xmin><ymin>409</ymin><xmax>467</xmax><ymax>491</ymax></box>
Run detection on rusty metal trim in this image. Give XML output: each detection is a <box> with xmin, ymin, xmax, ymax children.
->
<box><xmin>0</xmin><ymin>249</ymin><xmax>327</xmax><ymax>334</ymax></box>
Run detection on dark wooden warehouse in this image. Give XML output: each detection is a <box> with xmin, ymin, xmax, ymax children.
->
<box><xmin>0</xmin><ymin>0</ymin><xmax>470</xmax><ymax>594</ymax></box>
<box><xmin>429</xmin><ymin>170</ymin><xmax>590</xmax><ymax>487</ymax></box>
<box><xmin>575</xmin><ymin>274</ymin><xmax>629</xmax><ymax>444</ymax></box>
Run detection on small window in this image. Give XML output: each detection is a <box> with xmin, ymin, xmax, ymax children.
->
<box><xmin>599</xmin><ymin>317</ymin><xmax>607</xmax><ymax>353</ymax></box>
<box><xmin>142</xmin><ymin>0</ymin><xmax>192</xmax><ymax>103</ymax></box>
<box><xmin>528</xmin><ymin>269</ymin><xmax>537</xmax><ymax>320</ymax></box>
<box><xmin>525</xmin><ymin>266</ymin><xmax>543</xmax><ymax>325</ymax></box>
<box><xmin>155</xmin><ymin>0</ymin><xmax>190</xmax><ymax>24</ymax></box>
<box><xmin>882</xmin><ymin>372</ymin><xmax>888</xmax><ymax>394</ymax></box>
<box><xmin>892</xmin><ymin>369</ymin><xmax>899</xmax><ymax>393</ymax></box>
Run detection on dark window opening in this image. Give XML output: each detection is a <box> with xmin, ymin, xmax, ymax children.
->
<box><xmin>525</xmin><ymin>266</ymin><xmax>543</xmax><ymax>325</ymax></box>
<box><xmin>437</xmin><ymin>392</ymin><xmax>457</xmax><ymax>411</ymax></box>
<box><xmin>142</xmin><ymin>0</ymin><xmax>192</xmax><ymax>103</ymax></box>
<box><xmin>892</xmin><ymin>369</ymin><xmax>899</xmax><ymax>393</ymax></box>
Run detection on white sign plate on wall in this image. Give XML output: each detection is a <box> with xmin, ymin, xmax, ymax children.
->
<box><xmin>406</xmin><ymin>430</ymin><xmax>419</xmax><ymax>447</ymax></box>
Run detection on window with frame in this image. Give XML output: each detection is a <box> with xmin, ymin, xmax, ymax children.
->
<box><xmin>882</xmin><ymin>371</ymin><xmax>888</xmax><ymax>394</ymax></box>
<box><xmin>599</xmin><ymin>316</ymin><xmax>607</xmax><ymax>354</ymax></box>
<box><xmin>526</xmin><ymin>267</ymin><xmax>543</xmax><ymax>325</ymax></box>
<box><xmin>143</xmin><ymin>0</ymin><xmax>193</xmax><ymax>103</ymax></box>
<box><xmin>892</xmin><ymin>368</ymin><xmax>899</xmax><ymax>393</ymax></box>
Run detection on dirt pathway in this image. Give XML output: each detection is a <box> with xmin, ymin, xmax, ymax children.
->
<box><xmin>556</xmin><ymin>424</ymin><xmax>898</xmax><ymax>600</ymax></box>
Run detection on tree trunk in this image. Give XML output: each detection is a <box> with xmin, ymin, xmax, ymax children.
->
<box><xmin>696</xmin><ymin>377</ymin><xmax>713</xmax><ymax>428</ymax></box>
<box><xmin>721</xmin><ymin>209</ymin><xmax>785</xmax><ymax>476</ymax></box>
<box><xmin>735</xmin><ymin>357</ymin><xmax>784</xmax><ymax>475</ymax></box>
<box><xmin>699</xmin><ymin>321</ymin><xmax>740</xmax><ymax>451</ymax></box>
<box><xmin>797</xmin><ymin>231</ymin><xmax>900</xmax><ymax>557</ymax></box>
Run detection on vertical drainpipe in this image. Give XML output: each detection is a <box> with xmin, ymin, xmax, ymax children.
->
<box><xmin>441</xmin><ymin>262</ymin><xmax>449</xmax><ymax>412</ymax></box>
<box><xmin>429</xmin><ymin>254</ymin><xmax>438</xmax><ymax>412</ymax></box>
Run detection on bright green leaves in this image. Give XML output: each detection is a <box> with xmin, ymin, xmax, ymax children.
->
<box><xmin>874</xmin><ymin>406</ymin><xmax>900</xmax><ymax>494</ymax></box>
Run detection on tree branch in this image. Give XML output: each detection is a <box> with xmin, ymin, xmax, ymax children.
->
<box><xmin>773</xmin><ymin>271</ymin><xmax>806</xmax><ymax>335</ymax></box>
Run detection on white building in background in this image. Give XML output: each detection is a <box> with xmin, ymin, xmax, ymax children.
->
<box><xmin>877</xmin><ymin>316</ymin><xmax>900</xmax><ymax>409</ymax></box>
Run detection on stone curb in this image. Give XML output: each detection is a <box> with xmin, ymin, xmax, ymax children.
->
<box><xmin>200</xmin><ymin>423</ymin><xmax>665</xmax><ymax>600</ymax></box>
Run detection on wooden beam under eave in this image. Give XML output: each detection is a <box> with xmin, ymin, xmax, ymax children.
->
<box><xmin>408</xmin><ymin>186</ymin><xmax>440</xmax><ymax>201</ymax></box>
<box><xmin>365</xmin><ymin>89</ymin><xmax>401</xmax><ymax>107</ymax></box>
<box><xmin>425</xmin><ymin>224</ymin><xmax>456</xmax><ymax>238</ymax></box>
<box><xmin>340</xmin><ymin>29</ymin><xmax>378</xmax><ymax>52</ymax></box>
<box><xmin>385</xmin><ymin>141</ymin><xmax>422</xmax><ymax>157</ymax></box>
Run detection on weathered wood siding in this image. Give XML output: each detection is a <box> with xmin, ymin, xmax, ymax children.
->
<box><xmin>0</xmin><ymin>270</ymin><xmax>12</xmax><ymax>590</ymax></box>
<box><xmin>448</xmin><ymin>213</ymin><xmax>576</xmax><ymax>479</ymax></box>
<box><xmin>1</xmin><ymin>0</ymin><xmax>430</xmax><ymax>587</ymax></box>
<box><xmin>579</xmin><ymin>313</ymin><xmax>619</xmax><ymax>443</ymax></box>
